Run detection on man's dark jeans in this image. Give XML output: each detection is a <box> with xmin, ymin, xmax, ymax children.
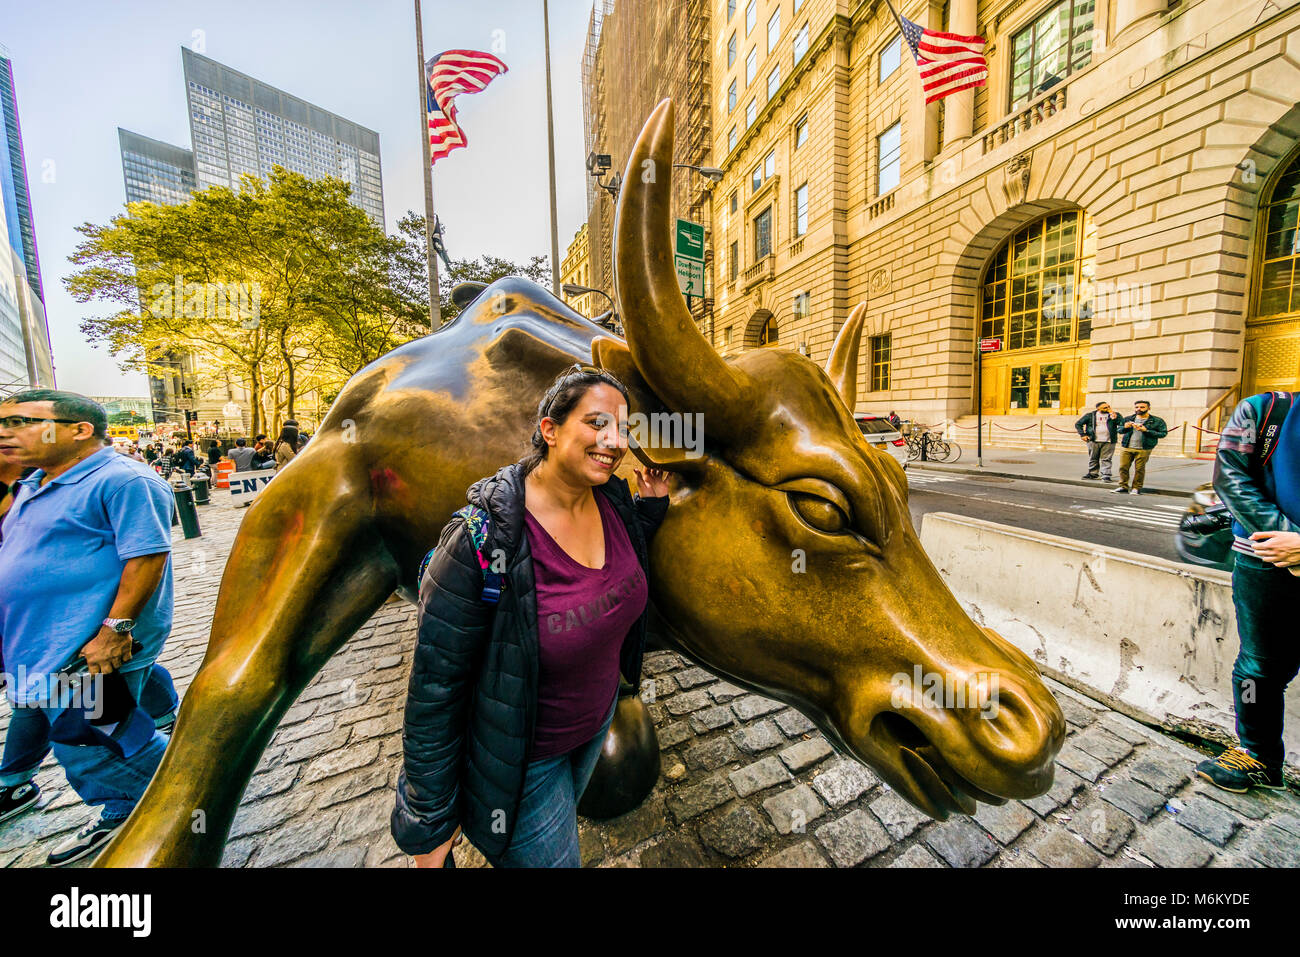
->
<box><xmin>1231</xmin><ymin>559</ymin><xmax>1300</xmax><ymax>767</ymax></box>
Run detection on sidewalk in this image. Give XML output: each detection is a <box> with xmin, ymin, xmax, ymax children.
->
<box><xmin>910</xmin><ymin>448</ymin><xmax>1214</xmax><ymax>497</ymax></box>
<box><xmin>3</xmin><ymin>490</ymin><xmax>1296</xmax><ymax>868</ymax></box>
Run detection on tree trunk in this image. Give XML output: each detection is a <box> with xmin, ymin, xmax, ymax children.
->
<box><xmin>279</xmin><ymin>326</ymin><xmax>297</xmax><ymax>421</ymax></box>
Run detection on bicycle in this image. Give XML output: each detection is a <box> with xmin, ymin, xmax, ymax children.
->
<box><xmin>905</xmin><ymin>427</ymin><xmax>962</xmax><ymax>464</ymax></box>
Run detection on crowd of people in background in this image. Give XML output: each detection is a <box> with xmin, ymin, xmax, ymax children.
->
<box><xmin>110</xmin><ymin>421</ymin><xmax>312</xmax><ymax>480</ymax></box>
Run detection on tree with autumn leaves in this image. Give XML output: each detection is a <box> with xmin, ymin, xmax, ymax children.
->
<box><xmin>67</xmin><ymin>167</ymin><xmax>550</xmax><ymax>435</ymax></box>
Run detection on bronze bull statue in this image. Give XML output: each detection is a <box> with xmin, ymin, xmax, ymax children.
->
<box><xmin>96</xmin><ymin>99</ymin><xmax>1064</xmax><ymax>867</ymax></box>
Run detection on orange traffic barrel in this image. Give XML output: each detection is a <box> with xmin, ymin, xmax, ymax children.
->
<box><xmin>214</xmin><ymin>460</ymin><xmax>235</xmax><ymax>489</ymax></box>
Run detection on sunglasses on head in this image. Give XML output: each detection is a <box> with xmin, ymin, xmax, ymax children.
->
<box><xmin>542</xmin><ymin>364</ymin><xmax>604</xmax><ymax>419</ymax></box>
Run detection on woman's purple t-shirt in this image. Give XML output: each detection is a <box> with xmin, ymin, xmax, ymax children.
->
<box><xmin>523</xmin><ymin>490</ymin><xmax>647</xmax><ymax>759</ymax></box>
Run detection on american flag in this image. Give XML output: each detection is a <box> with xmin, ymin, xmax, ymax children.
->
<box><xmin>426</xmin><ymin>49</ymin><xmax>508</xmax><ymax>165</ymax></box>
<box><xmin>887</xmin><ymin>2</ymin><xmax>988</xmax><ymax>104</ymax></box>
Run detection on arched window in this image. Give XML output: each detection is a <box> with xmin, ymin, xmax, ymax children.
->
<box><xmin>1257</xmin><ymin>152</ymin><xmax>1300</xmax><ymax>318</ymax></box>
<box><xmin>758</xmin><ymin>315</ymin><xmax>778</xmax><ymax>345</ymax></box>
<box><xmin>980</xmin><ymin>210</ymin><xmax>1096</xmax><ymax>351</ymax></box>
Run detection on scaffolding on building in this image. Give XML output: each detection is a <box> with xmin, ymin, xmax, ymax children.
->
<box><xmin>580</xmin><ymin>0</ymin><xmax>713</xmax><ymax>336</ymax></box>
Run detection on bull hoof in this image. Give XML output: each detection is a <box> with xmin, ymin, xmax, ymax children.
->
<box><xmin>577</xmin><ymin>694</ymin><xmax>659</xmax><ymax>819</ymax></box>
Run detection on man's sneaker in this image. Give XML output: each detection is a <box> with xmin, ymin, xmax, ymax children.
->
<box><xmin>1112</xmin><ymin>485</ymin><xmax>1129</xmax><ymax>493</ymax></box>
<box><xmin>1129</xmin><ymin>488</ymin><xmax>1140</xmax><ymax>495</ymax></box>
<box><xmin>1195</xmin><ymin>747</ymin><xmax>1285</xmax><ymax>793</ymax></box>
<box><xmin>1082</xmin><ymin>474</ymin><xmax>1099</xmax><ymax>480</ymax></box>
<box><xmin>0</xmin><ymin>781</ymin><xmax>40</xmax><ymax>824</ymax></box>
<box><xmin>46</xmin><ymin>816</ymin><xmax>124</xmax><ymax>867</ymax></box>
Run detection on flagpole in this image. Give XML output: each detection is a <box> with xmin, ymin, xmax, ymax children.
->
<box><xmin>543</xmin><ymin>0</ymin><xmax>562</xmax><ymax>298</ymax></box>
<box><xmin>415</xmin><ymin>0</ymin><xmax>441</xmax><ymax>328</ymax></box>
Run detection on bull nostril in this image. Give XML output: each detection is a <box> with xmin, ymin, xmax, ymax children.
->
<box><xmin>974</xmin><ymin>680</ymin><xmax>1066</xmax><ymax>762</ymax></box>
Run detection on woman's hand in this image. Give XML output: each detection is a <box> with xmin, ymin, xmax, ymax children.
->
<box><xmin>1249</xmin><ymin>530</ymin><xmax>1300</xmax><ymax>567</ymax></box>
<box><xmin>413</xmin><ymin>825</ymin><xmax>462</xmax><ymax>868</ymax></box>
<box><xmin>633</xmin><ymin>467</ymin><xmax>670</xmax><ymax>498</ymax></box>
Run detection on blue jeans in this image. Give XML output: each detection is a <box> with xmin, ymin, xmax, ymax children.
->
<box><xmin>2</xmin><ymin>662</ymin><xmax>170</xmax><ymax>821</ymax></box>
<box><xmin>484</xmin><ymin>692</ymin><xmax>618</xmax><ymax>868</ymax></box>
<box><xmin>1231</xmin><ymin>559</ymin><xmax>1300</xmax><ymax>768</ymax></box>
<box><xmin>1</xmin><ymin>664</ymin><xmax>177</xmax><ymax>788</ymax></box>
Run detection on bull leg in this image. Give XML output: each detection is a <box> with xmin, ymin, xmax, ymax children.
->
<box><xmin>95</xmin><ymin>451</ymin><xmax>399</xmax><ymax>867</ymax></box>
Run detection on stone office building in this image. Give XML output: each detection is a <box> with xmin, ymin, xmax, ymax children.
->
<box><xmin>710</xmin><ymin>0</ymin><xmax>1300</xmax><ymax>453</ymax></box>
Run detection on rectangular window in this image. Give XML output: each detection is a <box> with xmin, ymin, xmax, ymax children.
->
<box><xmin>746</xmin><ymin>98</ymin><xmax>757</xmax><ymax>128</ymax></box>
<box><xmin>877</xmin><ymin>121</ymin><xmax>902</xmax><ymax>195</ymax></box>
<box><xmin>730</xmin><ymin>190</ymin><xmax>739</xmax><ymax>213</ymax></box>
<box><xmin>728</xmin><ymin>79</ymin><xmax>737</xmax><ymax>112</ymax></box>
<box><xmin>880</xmin><ymin>34</ymin><xmax>902</xmax><ymax>82</ymax></box>
<box><xmin>1010</xmin><ymin>0</ymin><xmax>1095</xmax><ymax>111</ymax></box>
<box><xmin>793</xmin><ymin>290</ymin><xmax>810</xmax><ymax>317</ymax></box>
<box><xmin>728</xmin><ymin>0</ymin><xmax>736</xmax><ymax>20</ymax></box>
<box><xmin>870</xmin><ymin>335</ymin><xmax>891</xmax><ymax>392</ymax></box>
<box><xmin>794</xmin><ymin>114</ymin><xmax>808</xmax><ymax>149</ymax></box>
<box><xmin>794</xmin><ymin>183</ymin><xmax>808</xmax><ymax>236</ymax></box>
<box><xmin>793</xmin><ymin>23</ymin><xmax>809</xmax><ymax>64</ymax></box>
<box><xmin>746</xmin><ymin>0</ymin><xmax>756</xmax><ymax>34</ymax></box>
<box><xmin>725</xmin><ymin>324</ymin><xmax>734</xmax><ymax>346</ymax></box>
<box><xmin>768</xmin><ymin>8</ymin><xmax>781</xmax><ymax>52</ymax></box>
<box><xmin>729</xmin><ymin>240</ymin><xmax>739</xmax><ymax>281</ymax></box>
<box><xmin>768</xmin><ymin>65</ymin><xmax>781</xmax><ymax>100</ymax></box>
<box><xmin>752</xmin><ymin>164</ymin><xmax>762</xmax><ymax>192</ymax></box>
<box><xmin>754</xmin><ymin>206</ymin><xmax>773</xmax><ymax>259</ymax></box>
<box><xmin>746</xmin><ymin>46</ymin><xmax>757</xmax><ymax>85</ymax></box>
<box><xmin>728</xmin><ymin>32</ymin><xmax>737</xmax><ymax>67</ymax></box>
<box><xmin>729</xmin><ymin>125</ymin><xmax>738</xmax><ymax>151</ymax></box>
<box><xmin>794</xmin><ymin>0</ymin><xmax>803</xmax><ymax>10</ymax></box>
<box><xmin>764</xmin><ymin>149</ymin><xmax>775</xmax><ymax>179</ymax></box>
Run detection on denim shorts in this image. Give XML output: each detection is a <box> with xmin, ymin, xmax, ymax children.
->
<box><xmin>483</xmin><ymin>690</ymin><xmax>618</xmax><ymax>868</ymax></box>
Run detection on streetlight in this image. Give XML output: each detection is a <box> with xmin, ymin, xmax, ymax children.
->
<box><xmin>673</xmin><ymin>163</ymin><xmax>724</xmax><ymax>183</ymax></box>
<box><xmin>562</xmin><ymin>283</ymin><xmax>620</xmax><ymax>334</ymax></box>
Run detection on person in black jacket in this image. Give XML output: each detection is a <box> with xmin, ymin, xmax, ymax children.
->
<box><xmin>1074</xmin><ymin>400</ymin><xmax>1119</xmax><ymax>481</ymax></box>
<box><xmin>392</xmin><ymin>364</ymin><xmax>670</xmax><ymax>868</ymax></box>
<box><xmin>1195</xmin><ymin>391</ymin><xmax>1299</xmax><ymax>792</ymax></box>
<box><xmin>1114</xmin><ymin>399</ymin><xmax>1168</xmax><ymax>494</ymax></box>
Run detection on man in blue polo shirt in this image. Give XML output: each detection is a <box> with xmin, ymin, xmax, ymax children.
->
<box><xmin>0</xmin><ymin>389</ymin><xmax>174</xmax><ymax>865</ymax></box>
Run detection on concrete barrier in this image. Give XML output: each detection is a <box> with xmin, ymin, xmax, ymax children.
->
<box><xmin>919</xmin><ymin>511</ymin><xmax>1300</xmax><ymax>770</ymax></box>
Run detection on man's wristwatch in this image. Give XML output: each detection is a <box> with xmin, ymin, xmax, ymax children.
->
<box><xmin>103</xmin><ymin>617</ymin><xmax>136</xmax><ymax>634</ymax></box>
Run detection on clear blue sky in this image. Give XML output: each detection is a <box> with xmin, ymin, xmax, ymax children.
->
<box><xmin>2</xmin><ymin>0</ymin><xmax>596</xmax><ymax>395</ymax></box>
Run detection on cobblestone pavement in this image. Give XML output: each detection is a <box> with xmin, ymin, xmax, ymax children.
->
<box><xmin>3</xmin><ymin>496</ymin><xmax>1298</xmax><ymax>868</ymax></box>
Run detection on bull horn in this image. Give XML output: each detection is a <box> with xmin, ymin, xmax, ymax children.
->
<box><xmin>825</xmin><ymin>302</ymin><xmax>867</xmax><ymax>411</ymax></box>
<box><xmin>615</xmin><ymin>99</ymin><xmax>751</xmax><ymax>429</ymax></box>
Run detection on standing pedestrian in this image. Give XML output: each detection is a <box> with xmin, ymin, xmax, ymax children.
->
<box><xmin>205</xmin><ymin>440</ymin><xmax>222</xmax><ymax>466</ymax></box>
<box><xmin>887</xmin><ymin>411</ymin><xmax>902</xmax><ymax>430</ymax></box>
<box><xmin>1075</xmin><ymin>401</ymin><xmax>1120</xmax><ymax>481</ymax></box>
<box><xmin>1114</xmin><ymin>399</ymin><xmax>1168</xmax><ymax>494</ymax></box>
<box><xmin>0</xmin><ymin>390</ymin><xmax>174</xmax><ymax>864</ymax></box>
<box><xmin>392</xmin><ymin>365</ymin><xmax>670</xmax><ymax>868</ymax></box>
<box><xmin>1196</xmin><ymin>390</ymin><xmax>1298</xmax><ymax>792</ymax></box>
<box><xmin>175</xmin><ymin>440</ymin><xmax>198</xmax><ymax>476</ymax></box>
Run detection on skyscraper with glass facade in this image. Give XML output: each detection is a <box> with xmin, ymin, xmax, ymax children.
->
<box><xmin>118</xmin><ymin>128</ymin><xmax>197</xmax><ymax>207</ymax></box>
<box><xmin>0</xmin><ymin>51</ymin><xmax>54</xmax><ymax>393</ymax></box>
<box><xmin>181</xmin><ymin>48</ymin><xmax>384</xmax><ymax>224</ymax></box>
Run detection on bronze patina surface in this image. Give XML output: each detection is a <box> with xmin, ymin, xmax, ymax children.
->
<box><xmin>96</xmin><ymin>100</ymin><xmax>1063</xmax><ymax>867</ymax></box>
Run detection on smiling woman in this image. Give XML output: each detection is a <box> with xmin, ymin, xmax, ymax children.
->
<box><xmin>392</xmin><ymin>363</ymin><xmax>671</xmax><ymax>869</ymax></box>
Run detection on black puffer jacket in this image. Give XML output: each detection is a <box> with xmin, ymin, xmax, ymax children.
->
<box><xmin>391</xmin><ymin>461</ymin><xmax>669</xmax><ymax>857</ymax></box>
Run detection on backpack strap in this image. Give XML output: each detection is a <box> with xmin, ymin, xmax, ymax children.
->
<box><xmin>417</xmin><ymin>504</ymin><xmax>502</xmax><ymax>605</ymax></box>
<box><xmin>1254</xmin><ymin>391</ymin><xmax>1293</xmax><ymax>473</ymax></box>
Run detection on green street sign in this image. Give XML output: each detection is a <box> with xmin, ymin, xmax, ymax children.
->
<box><xmin>1111</xmin><ymin>374</ymin><xmax>1176</xmax><ymax>391</ymax></box>
<box><xmin>675</xmin><ymin>219</ymin><xmax>705</xmax><ymax>261</ymax></box>
<box><xmin>675</xmin><ymin>219</ymin><xmax>705</xmax><ymax>296</ymax></box>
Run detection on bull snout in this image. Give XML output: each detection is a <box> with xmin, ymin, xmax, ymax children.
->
<box><xmin>856</xmin><ymin>628</ymin><xmax>1065</xmax><ymax>819</ymax></box>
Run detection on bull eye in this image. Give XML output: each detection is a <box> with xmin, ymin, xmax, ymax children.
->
<box><xmin>788</xmin><ymin>492</ymin><xmax>848</xmax><ymax>534</ymax></box>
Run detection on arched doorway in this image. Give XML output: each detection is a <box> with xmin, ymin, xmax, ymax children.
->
<box><xmin>742</xmin><ymin>308</ymin><xmax>777</xmax><ymax>349</ymax></box>
<box><xmin>978</xmin><ymin>210</ymin><xmax>1097</xmax><ymax>415</ymax></box>
<box><xmin>1244</xmin><ymin>145</ymin><xmax>1300</xmax><ymax>395</ymax></box>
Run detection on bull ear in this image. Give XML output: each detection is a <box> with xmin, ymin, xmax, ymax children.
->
<box><xmin>825</xmin><ymin>302</ymin><xmax>867</xmax><ymax>411</ymax></box>
<box><xmin>593</xmin><ymin>336</ymin><xmax>708</xmax><ymax>474</ymax></box>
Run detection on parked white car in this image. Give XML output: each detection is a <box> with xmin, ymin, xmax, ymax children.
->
<box><xmin>854</xmin><ymin>414</ymin><xmax>908</xmax><ymax>469</ymax></box>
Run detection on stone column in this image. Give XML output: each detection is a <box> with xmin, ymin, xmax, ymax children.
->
<box><xmin>941</xmin><ymin>0</ymin><xmax>978</xmax><ymax>146</ymax></box>
<box><xmin>1113</xmin><ymin>0</ymin><xmax>1166</xmax><ymax>36</ymax></box>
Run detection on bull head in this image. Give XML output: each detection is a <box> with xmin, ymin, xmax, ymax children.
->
<box><xmin>596</xmin><ymin>100</ymin><xmax>1064</xmax><ymax>818</ymax></box>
